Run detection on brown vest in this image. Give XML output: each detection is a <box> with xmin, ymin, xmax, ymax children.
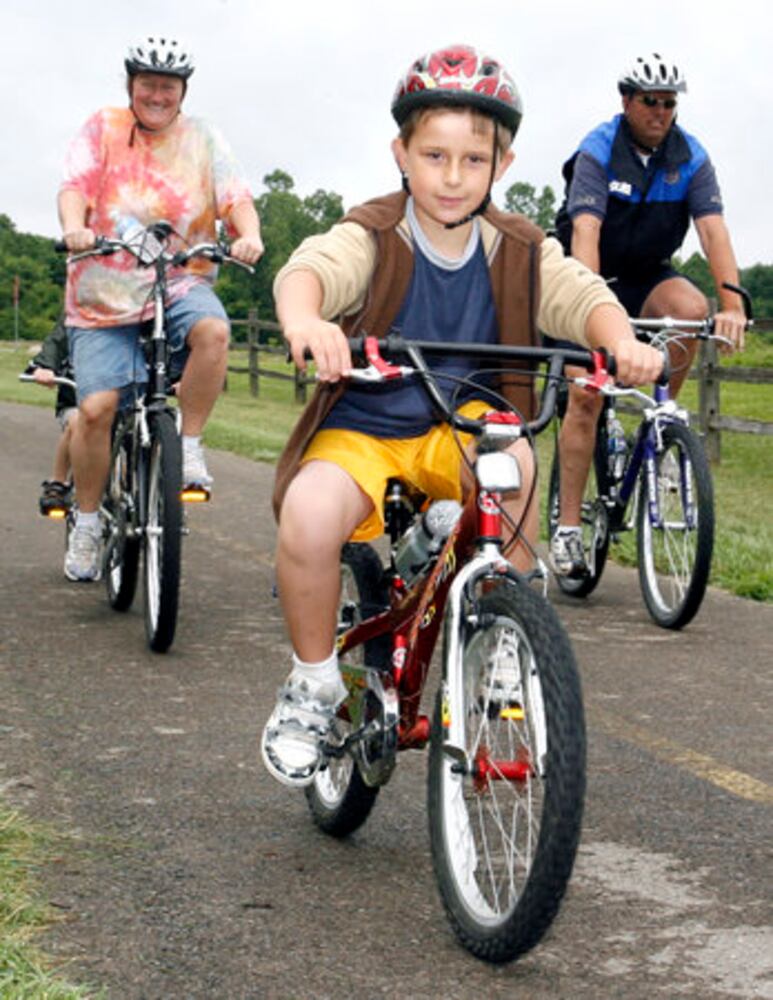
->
<box><xmin>272</xmin><ymin>191</ymin><xmax>544</xmax><ymax>517</ymax></box>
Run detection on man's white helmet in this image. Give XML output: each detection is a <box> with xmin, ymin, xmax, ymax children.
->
<box><xmin>618</xmin><ymin>53</ymin><xmax>686</xmax><ymax>94</ymax></box>
<box><xmin>125</xmin><ymin>36</ymin><xmax>195</xmax><ymax>79</ymax></box>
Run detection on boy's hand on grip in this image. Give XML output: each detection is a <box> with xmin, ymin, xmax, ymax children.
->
<box><xmin>285</xmin><ymin>319</ymin><xmax>352</xmax><ymax>383</ymax></box>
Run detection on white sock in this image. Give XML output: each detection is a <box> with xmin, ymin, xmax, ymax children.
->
<box><xmin>76</xmin><ymin>510</ymin><xmax>100</xmax><ymax>530</ymax></box>
<box><xmin>557</xmin><ymin>524</ymin><xmax>582</xmax><ymax>534</ymax></box>
<box><xmin>182</xmin><ymin>435</ymin><xmax>201</xmax><ymax>452</ymax></box>
<box><xmin>291</xmin><ymin>650</ymin><xmax>345</xmax><ymax>701</ymax></box>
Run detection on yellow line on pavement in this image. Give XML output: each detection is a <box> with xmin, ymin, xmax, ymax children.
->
<box><xmin>588</xmin><ymin>706</ymin><xmax>773</xmax><ymax>805</ymax></box>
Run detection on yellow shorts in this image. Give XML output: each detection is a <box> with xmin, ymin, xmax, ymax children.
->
<box><xmin>301</xmin><ymin>399</ymin><xmax>492</xmax><ymax>541</ymax></box>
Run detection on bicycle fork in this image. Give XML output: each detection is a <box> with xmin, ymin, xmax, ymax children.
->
<box><xmin>440</xmin><ymin>549</ymin><xmax>542</xmax><ymax>783</ymax></box>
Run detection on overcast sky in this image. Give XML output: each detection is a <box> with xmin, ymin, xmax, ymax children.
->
<box><xmin>2</xmin><ymin>0</ymin><xmax>770</xmax><ymax>267</ymax></box>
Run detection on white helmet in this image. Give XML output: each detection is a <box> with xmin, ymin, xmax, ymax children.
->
<box><xmin>618</xmin><ymin>53</ymin><xmax>686</xmax><ymax>94</ymax></box>
<box><xmin>125</xmin><ymin>36</ymin><xmax>195</xmax><ymax>79</ymax></box>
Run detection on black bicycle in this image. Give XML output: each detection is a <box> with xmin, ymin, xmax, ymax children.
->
<box><xmin>60</xmin><ymin>222</ymin><xmax>253</xmax><ymax>651</ymax></box>
<box><xmin>547</xmin><ymin>285</ymin><xmax>754</xmax><ymax>629</ymax></box>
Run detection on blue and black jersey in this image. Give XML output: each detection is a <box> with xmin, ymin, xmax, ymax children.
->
<box><xmin>555</xmin><ymin>115</ymin><xmax>723</xmax><ymax>280</ymax></box>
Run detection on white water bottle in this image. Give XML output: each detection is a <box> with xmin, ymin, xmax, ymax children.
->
<box><xmin>393</xmin><ymin>499</ymin><xmax>462</xmax><ymax>587</ymax></box>
<box><xmin>116</xmin><ymin>216</ymin><xmax>162</xmax><ymax>264</ymax></box>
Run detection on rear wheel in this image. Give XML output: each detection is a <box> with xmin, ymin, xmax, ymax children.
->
<box><xmin>143</xmin><ymin>411</ymin><xmax>182</xmax><ymax>653</ymax></box>
<box><xmin>428</xmin><ymin>582</ymin><xmax>585</xmax><ymax>963</ymax></box>
<box><xmin>306</xmin><ymin>543</ymin><xmax>388</xmax><ymax>837</ymax></box>
<box><xmin>547</xmin><ymin>414</ymin><xmax>610</xmax><ymax>598</ymax></box>
<box><xmin>637</xmin><ymin>422</ymin><xmax>714</xmax><ymax>629</ymax></box>
<box><xmin>104</xmin><ymin>425</ymin><xmax>140</xmax><ymax>612</ymax></box>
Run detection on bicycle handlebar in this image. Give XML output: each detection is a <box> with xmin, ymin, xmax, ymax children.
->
<box><xmin>19</xmin><ymin>372</ymin><xmax>77</xmax><ymax>390</ymax></box>
<box><xmin>55</xmin><ymin>229</ymin><xmax>255</xmax><ymax>274</ymax></box>
<box><xmin>630</xmin><ymin>282</ymin><xmax>754</xmax><ymax>342</ymax></box>
<box><xmin>344</xmin><ymin>335</ymin><xmax>618</xmax><ymax>438</ymax></box>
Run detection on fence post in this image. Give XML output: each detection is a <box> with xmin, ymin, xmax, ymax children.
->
<box><xmin>698</xmin><ymin>336</ymin><xmax>720</xmax><ymax>464</ymax></box>
<box><xmin>247</xmin><ymin>308</ymin><xmax>259</xmax><ymax>398</ymax></box>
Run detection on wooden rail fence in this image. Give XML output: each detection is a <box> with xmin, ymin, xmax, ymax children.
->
<box><xmin>227</xmin><ymin>311</ymin><xmax>773</xmax><ymax>464</ymax></box>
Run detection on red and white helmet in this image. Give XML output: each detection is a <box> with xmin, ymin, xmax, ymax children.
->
<box><xmin>125</xmin><ymin>36</ymin><xmax>195</xmax><ymax>79</ymax></box>
<box><xmin>391</xmin><ymin>45</ymin><xmax>523</xmax><ymax>136</ymax></box>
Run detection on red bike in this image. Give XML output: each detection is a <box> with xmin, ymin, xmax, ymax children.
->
<box><xmin>302</xmin><ymin>335</ymin><xmax>615</xmax><ymax>963</ymax></box>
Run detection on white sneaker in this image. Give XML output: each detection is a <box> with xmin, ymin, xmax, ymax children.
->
<box><xmin>182</xmin><ymin>443</ymin><xmax>213</xmax><ymax>490</ymax></box>
<box><xmin>261</xmin><ymin>670</ymin><xmax>346</xmax><ymax>788</ymax></box>
<box><xmin>549</xmin><ymin>527</ymin><xmax>587</xmax><ymax>579</ymax></box>
<box><xmin>64</xmin><ymin>522</ymin><xmax>103</xmax><ymax>582</ymax></box>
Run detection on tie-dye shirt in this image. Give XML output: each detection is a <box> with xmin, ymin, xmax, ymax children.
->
<box><xmin>60</xmin><ymin>107</ymin><xmax>253</xmax><ymax>328</ymax></box>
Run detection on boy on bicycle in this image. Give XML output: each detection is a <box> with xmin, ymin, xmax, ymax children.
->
<box><xmin>261</xmin><ymin>44</ymin><xmax>663</xmax><ymax>787</ymax></box>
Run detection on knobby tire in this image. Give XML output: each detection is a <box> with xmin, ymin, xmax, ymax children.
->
<box><xmin>428</xmin><ymin>582</ymin><xmax>586</xmax><ymax>963</ymax></box>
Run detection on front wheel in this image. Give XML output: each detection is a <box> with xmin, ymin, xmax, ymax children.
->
<box><xmin>428</xmin><ymin>582</ymin><xmax>586</xmax><ymax>963</ymax></box>
<box><xmin>142</xmin><ymin>411</ymin><xmax>182</xmax><ymax>653</ymax></box>
<box><xmin>306</xmin><ymin>543</ymin><xmax>388</xmax><ymax>837</ymax></box>
<box><xmin>637</xmin><ymin>422</ymin><xmax>714</xmax><ymax>629</ymax></box>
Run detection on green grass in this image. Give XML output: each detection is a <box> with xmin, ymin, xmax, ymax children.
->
<box><xmin>0</xmin><ymin>806</ymin><xmax>101</xmax><ymax>999</ymax></box>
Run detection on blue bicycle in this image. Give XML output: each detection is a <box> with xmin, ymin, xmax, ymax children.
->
<box><xmin>547</xmin><ymin>286</ymin><xmax>753</xmax><ymax>629</ymax></box>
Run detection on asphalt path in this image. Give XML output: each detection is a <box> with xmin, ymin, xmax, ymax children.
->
<box><xmin>1</xmin><ymin>400</ymin><xmax>771</xmax><ymax>1000</ymax></box>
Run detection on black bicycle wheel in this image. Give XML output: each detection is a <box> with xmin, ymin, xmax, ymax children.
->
<box><xmin>104</xmin><ymin>425</ymin><xmax>140</xmax><ymax>612</ymax></box>
<box><xmin>547</xmin><ymin>414</ymin><xmax>611</xmax><ymax>598</ymax></box>
<box><xmin>306</xmin><ymin>543</ymin><xmax>389</xmax><ymax>837</ymax></box>
<box><xmin>428</xmin><ymin>582</ymin><xmax>585</xmax><ymax>964</ymax></box>
<box><xmin>142</xmin><ymin>411</ymin><xmax>182</xmax><ymax>653</ymax></box>
<box><xmin>637</xmin><ymin>422</ymin><xmax>714</xmax><ymax>629</ymax></box>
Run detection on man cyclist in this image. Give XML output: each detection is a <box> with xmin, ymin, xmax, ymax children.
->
<box><xmin>59</xmin><ymin>35</ymin><xmax>263</xmax><ymax>582</ymax></box>
<box><xmin>548</xmin><ymin>52</ymin><xmax>745</xmax><ymax>577</ymax></box>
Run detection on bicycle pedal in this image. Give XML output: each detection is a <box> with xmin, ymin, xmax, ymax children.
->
<box><xmin>180</xmin><ymin>485</ymin><xmax>210</xmax><ymax>503</ymax></box>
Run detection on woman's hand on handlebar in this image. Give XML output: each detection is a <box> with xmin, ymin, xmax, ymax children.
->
<box><xmin>229</xmin><ymin>233</ymin><xmax>264</xmax><ymax>266</ymax></box>
<box><xmin>285</xmin><ymin>319</ymin><xmax>352</xmax><ymax>383</ymax></box>
<box><xmin>62</xmin><ymin>228</ymin><xmax>97</xmax><ymax>253</ymax></box>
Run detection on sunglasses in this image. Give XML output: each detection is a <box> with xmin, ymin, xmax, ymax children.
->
<box><xmin>638</xmin><ymin>94</ymin><xmax>678</xmax><ymax>110</ymax></box>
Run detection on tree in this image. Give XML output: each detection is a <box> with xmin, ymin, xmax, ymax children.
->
<box><xmin>503</xmin><ymin>181</ymin><xmax>557</xmax><ymax>231</ymax></box>
<box><xmin>214</xmin><ymin>170</ymin><xmax>344</xmax><ymax>334</ymax></box>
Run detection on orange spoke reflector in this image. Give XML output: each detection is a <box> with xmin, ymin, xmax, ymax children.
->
<box><xmin>499</xmin><ymin>706</ymin><xmax>525</xmax><ymax>721</ymax></box>
<box><xmin>47</xmin><ymin>509</ymin><xmax>67</xmax><ymax>520</ymax></box>
<box><xmin>181</xmin><ymin>488</ymin><xmax>210</xmax><ymax>503</ymax></box>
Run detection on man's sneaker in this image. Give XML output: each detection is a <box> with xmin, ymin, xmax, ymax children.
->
<box><xmin>261</xmin><ymin>670</ymin><xmax>347</xmax><ymax>788</ymax></box>
<box><xmin>182</xmin><ymin>443</ymin><xmax>213</xmax><ymax>494</ymax></box>
<box><xmin>64</xmin><ymin>521</ymin><xmax>103</xmax><ymax>582</ymax></box>
<box><xmin>549</xmin><ymin>527</ymin><xmax>587</xmax><ymax>579</ymax></box>
<box><xmin>39</xmin><ymin>479</ymin><xmax>72</xmax><ymax>517</ymax></box>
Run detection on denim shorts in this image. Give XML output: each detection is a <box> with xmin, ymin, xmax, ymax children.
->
<box><xmin>68</xmin><ymin>283</ymin><xmax>229</xmax><ymax>403</ymax></box>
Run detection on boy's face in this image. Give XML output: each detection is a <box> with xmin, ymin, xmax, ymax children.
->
<box><xmin>392</xmin><ymin>110</ymin><xmax>514</xmax><ymax>233</ymax></box>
